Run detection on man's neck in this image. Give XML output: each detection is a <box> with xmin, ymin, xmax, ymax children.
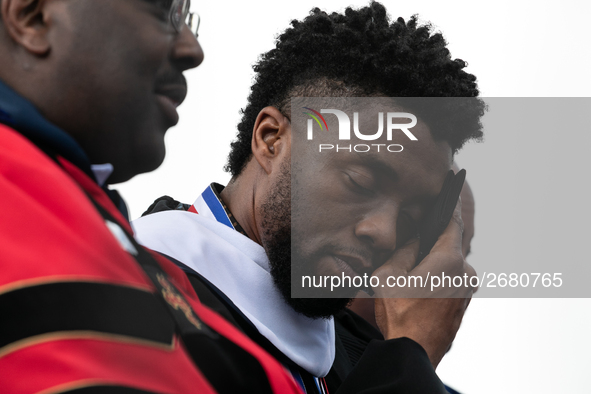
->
<box><xmin>0</xmin><ymin>78</ymin><xmax>92</xmax><ymax>176</ymax></box>
<box><xmin>220</xmin><ymin>173</ymin><xmax>263</xmax><ymax>246</ymax></box>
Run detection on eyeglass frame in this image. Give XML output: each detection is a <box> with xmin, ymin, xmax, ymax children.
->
<box><xmin>169</xmin><ymin>0</ymin><xmax>200</xmax><ymax>37</ymax></box>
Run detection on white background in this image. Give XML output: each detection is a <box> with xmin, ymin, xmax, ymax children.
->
<box><xmin>118</xmin><ymin>1</ymin><xmax>591</xmax><ymax>392</ymax></box>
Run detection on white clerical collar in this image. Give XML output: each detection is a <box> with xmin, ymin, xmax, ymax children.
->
<box><xmin>132</xmin><ymin>207</ymin><xmax>336</xmax><ymax>377</ymax></box>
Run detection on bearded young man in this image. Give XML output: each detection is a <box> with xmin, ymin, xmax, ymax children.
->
<box><xmin>0</xmin><ymin>1</ymin><xmax>303</xmax><ymax>393</ymax></box>
<box><xmin>134</xmin><ymin>2</ymin><xmax>485</xmax><ymax>393</ymax></box>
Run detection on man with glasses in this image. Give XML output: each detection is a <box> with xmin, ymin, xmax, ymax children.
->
<box><xmin>0</xmin><ymin>1</ymin><xmax>301</xmax><ymax>393</ymax></box>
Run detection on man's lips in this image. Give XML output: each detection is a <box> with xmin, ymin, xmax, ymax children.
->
<box><xmin>155</xmin><ymin>84</ymin><xmax>187</xmax><ymax>125</ymax></box>
<box><xmin>155</xmin><ymin>84</ymin><xmax>187</xmax><ymax>107</ymax></box>
<box><xmin>332</xmin><ymin>254</ymin><xmax>373</xmax><ymax>277</ymax></box>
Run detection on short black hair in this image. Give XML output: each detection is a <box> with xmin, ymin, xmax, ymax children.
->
<box><xmin>226</xmin><ymin>1</ymin><xmax>486</xmax><ymax>176</ymax></box>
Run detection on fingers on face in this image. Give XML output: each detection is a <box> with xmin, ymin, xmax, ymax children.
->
<box><xmin>434</xmin><ymin>199</ymin><xmax>464</xmax><ymax>253</ymax></box>
<box><xmin>417</xmin><ymin>199</ymin><xmax>465</xmax><ymax>273</ymax></box>
<box><xmin>374</xmin><ymin>238</ymin><xmax>420</xmax><ymax>277</ymax></box>
<box><xmin>372</xmin><ymin>199</ymin><xmax>478</xmax><ymax>298</ymax></box>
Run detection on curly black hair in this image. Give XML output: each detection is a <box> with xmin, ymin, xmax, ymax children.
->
<box><xmin>226</xmin><ymin>1</ymin><xmax>486</xmax><ymax>176</ymax></box>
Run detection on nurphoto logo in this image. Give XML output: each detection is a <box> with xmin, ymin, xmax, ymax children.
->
<box><xmin>303</xmin><ymin>107</ymin><xmax>418</xmax><ymax>153</ymax></box>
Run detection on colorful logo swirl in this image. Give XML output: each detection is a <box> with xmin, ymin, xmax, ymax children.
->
<box><xmin>303</xmin><ymin>107</ymin><xmax>329</xmax><ymax>131</ymax></box>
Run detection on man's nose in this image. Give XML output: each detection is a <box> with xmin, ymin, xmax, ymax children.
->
<box><xmin>171</xmin><ymin>25</ymin><xmax>204</xmax><ymax>71</ymax></box>
<box><xmin>354</xmin><ymin>205</ymin><xmax>398</xmax><ymax>253</ymax></box>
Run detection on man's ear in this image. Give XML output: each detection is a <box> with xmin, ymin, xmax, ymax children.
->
<box><xmin>1</xmin><ymin>0</ymin><xmax>51</xmax><ymax>55</ymax></box>
<box><xmin>251</xmin><ymin>106</ymin><xmax>291</xmax><ymax>174</ymax></box>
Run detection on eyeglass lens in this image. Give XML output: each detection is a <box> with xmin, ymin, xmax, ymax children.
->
<box><xmin>171</xmin><ymin>0</ymin><xmax>199</xmax><ymax>37</ymax></box>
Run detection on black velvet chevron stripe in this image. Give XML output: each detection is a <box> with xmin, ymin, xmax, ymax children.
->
<box><xmin>61</xmin><ymin>387</ymin><xmax>159</xmax><ymax>394</ymax></box>
<box><xmin>0</xmin><ymin>282</ymin><xmax>175</xmax><ymax>349</ymax></box>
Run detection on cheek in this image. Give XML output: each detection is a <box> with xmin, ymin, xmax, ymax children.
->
<box><xmin>295</xmin><ymin>183</ymin><xmax>353</xmax><ymax>227</ymax></box>
<box><xmin>292</xmin><ymin>192</ymin><xmax>340</xmax><ymax>252</ymax></box>
<box><xmin>75</xmin><ymin>14</ymin><xmax>169</xmax><ymax>87</ymax></box>
<box><xmin>293</xmin><ymin>193</ymin><xmax>364</xmax><ymax>262</ymax></box>
<box><xmin>395</xmin><ymin>216</ymin><xmax>417</xmax><ymax>247</ymax></box>
<box><xmin>292</xmin><ymin>162</ymin><xmax>364</xmax><ymax>248</ymax></box>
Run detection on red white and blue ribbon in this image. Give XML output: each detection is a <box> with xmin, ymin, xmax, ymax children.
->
<box><xmin>189</xmin><ymin>184</ymin><xmax>234</xmax><ymax>230</ymax></box>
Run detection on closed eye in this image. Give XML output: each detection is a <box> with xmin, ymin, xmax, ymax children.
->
<box><xmin>345</xmin><ymin>172</ymin><xmax>375</xmax><ymax>196</ymax></box>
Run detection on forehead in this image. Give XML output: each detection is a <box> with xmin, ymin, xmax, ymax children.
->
<box><xmin>292</xmin><ymin>107</ymin><xmax>452</xmax><ymax>201</ymax></box>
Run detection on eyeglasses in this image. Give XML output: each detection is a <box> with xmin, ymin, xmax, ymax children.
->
<box><xmin>169</xmin><ymin>0</ymin><xmax>200</xmax><ymax>37</ymax></box>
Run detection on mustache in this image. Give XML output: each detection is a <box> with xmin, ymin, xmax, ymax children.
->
<box><xmin>314</xmin><ymin>243</ymin><xmax>375</xmax><ymax>273</ymax></box>
<box><xmin>320</xmin><ymin>242</ymin><xmax>403</xmax><ymax>274</ymax></box>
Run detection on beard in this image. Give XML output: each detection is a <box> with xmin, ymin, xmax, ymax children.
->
<box><xmin>259</xmin><ymin>163</ymin><xmax>351</xmax><ymax>319</ymax></box>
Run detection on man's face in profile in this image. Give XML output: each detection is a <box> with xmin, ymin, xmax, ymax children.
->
<box><xmin>259</xmin><ymin>104</ymin><xmax>453</xmax><ymax>318</ymax></box>
<box><xmin>44</xmin><ymin>0</ymin><xmax>202</xmax><ymax>182</ymax></box>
